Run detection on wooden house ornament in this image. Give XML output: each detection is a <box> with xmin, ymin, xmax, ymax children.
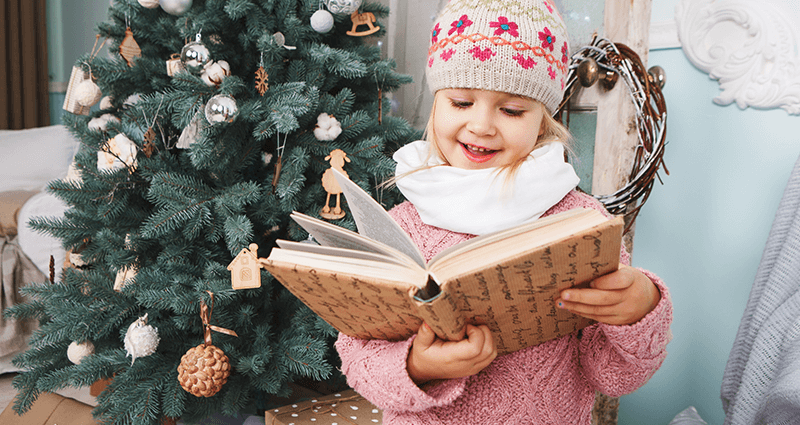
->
<box><xmin>228</xmin><ymin>243</ymin><xmax>262</xmax><ymax>289</ymax></box>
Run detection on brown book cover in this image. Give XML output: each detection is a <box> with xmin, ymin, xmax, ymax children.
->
<box><xmin>243</xmin><ymin>170</ymin><xmax>622</xmax><ymax>355</ymax></box>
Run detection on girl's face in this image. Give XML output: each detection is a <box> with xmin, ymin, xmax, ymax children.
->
<box><xmin>432</xmin><ymin>89</ymin><xmax>545</xmax><ymax>170</ymax></box>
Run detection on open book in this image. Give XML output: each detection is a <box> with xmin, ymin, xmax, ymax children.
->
<box><xmin>260</xmin><ymin>170</ymin><xmax>623</xmax><ymax>355</ymax></box>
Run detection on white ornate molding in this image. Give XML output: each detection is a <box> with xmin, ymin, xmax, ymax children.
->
<box><xmin>676</xmin><ymin>0</ymin><xmax>800</xmax><ymax>115</ymax></box>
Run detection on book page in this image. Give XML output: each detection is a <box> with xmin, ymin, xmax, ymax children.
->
<box><xmin>332</xmin><ymin>169</ymin><xmax>425</xmax><ymax>268</ymax></box>
<box><xmin>276</xmin><ymin>239</ymin><xmax>413</xmax><ymax>267</ymax></box>
<box><xmin>291</xmin><ymin>212</ymin><xmax>419</xmax><ymax>269</ymax></box>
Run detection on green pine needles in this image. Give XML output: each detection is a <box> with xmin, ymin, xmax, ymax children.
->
<box><xmin>4</xmin><ymin>0</ymin><xmax>419</xmax><ymax>423</ymax></box>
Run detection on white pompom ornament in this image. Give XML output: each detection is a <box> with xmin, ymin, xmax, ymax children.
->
<box><xmin>314</xmin><ymin>113</ymin><xmax>342</xmax><ymax>141</ymax></box>
<box><xmin>124</xmin><ymin>314</ymin><xmax>160</xmax><ymax>365</ymax></box>
<box><xmin>99</xmin><ymin>96</ymin><xmax>114</xmax><ymax>110</ymax></box>
<box><xmin>138</xmin><ymin>0</ymin><xmax>160</xmax><ymax>8</ymax></box>
<box><xmin>160</xmin><ymin>0</ymin><xmax>192</xmax><ymax>15</ymax></box>
<box><xmin>67</xmin><ymin>341</ymin><xmax>95</xmax><ymax>365</ymax></box>
<box><xmin>75</xmin><ymin>80</ymin><xmax>102</xmax><ymax>107</ymax></box>
<box><xmin>88</xmin><ymin>113</ymin><xmax>120</xmax><ymax>132</ymax></box>
<box><xmin>311</xmin><ymin>9</ymin><xmax>334</xmax><ymax>33</ymax></box>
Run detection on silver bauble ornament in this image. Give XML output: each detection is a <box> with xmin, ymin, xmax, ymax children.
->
<box><xmin>324</xmin><ymin>0</ymin><xmax>362</xmax><ymax>15</ymax></box>
<box><xmin>310</xmin><ymin>9</ymin><xmax>334</xmax><ymax>33</ymax></box>
<box><xmin>124</xmin><ymin>314</ymin><xmax>160</xmax><ymax>365</ymax></box>
<box><xmin>181</xmin><ymin>40</ymin><xmax>211</xmax><ymax>74</ymax></box>
<box><xmin>160</xmin><ymin>0</ymin><xmax>192</xmax><ymax>15</ymax></box>
<box><xmin>138</xmin><ymin>0</ymin><xmax>160</xmax><ymax>8</ymax></box>
<box><xmin>67</xmin><ymin>340</ymin><xmax>95</xmax><ymax>365</ymax></box>
<box><xmin>204</xmin><ymin>94</ymin><xmax>238</xmax><ymax>124</ymax></box>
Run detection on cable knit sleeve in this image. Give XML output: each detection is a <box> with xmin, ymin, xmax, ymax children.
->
<box><xmin>335</xmin><ymin>333</ymin><xmax>467</xmax><ymax>412</ymax></box>
<box><xmin>578</xmin><ymin>272</ymin><xmax>672</xmax><ymax>396</ymax></box>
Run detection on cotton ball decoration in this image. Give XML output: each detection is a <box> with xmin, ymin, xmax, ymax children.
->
<box><xmin>67</xmin><ymin>340</ymin><xmax>95</xmax><ymax>365</ymax></box>
<box><xmin>99</xmin><ymin>96</ymin><xmax>114</xmax><ymax>110</ymax></box>
<box><xmin>204</xmin><ymin>94</ymin><xmax>238</xmax><ymax>124</ymax></box>
<box><xmin>138</xmin><ymin>0</ymin><xmax>160</xmax><ymax>8</ymax></box>
<box><xmin>201</xmin><ymin>60</ymin><xmax>230</xmax><ymax>86</ymax></box>
<box><xmin>160</xmin><ymin>0</ymin><xmax>192</xmax><ymax>15</ymax></box>
<box><xmin>124</xmin><ymin>314</ymin><xmax>159</xmax><ymax>365</ymax></box>
<box><xmin>314</xmin><ymin>113</ymin><xmax>342</xmax><ymax>141</ymax></box>
<box><xmin>75</xmin><ymin>80</ymin><xmax>102</xmax><ymax>107</ymax></box>
<box><xmin>311</xmin><ymin>9</ymin><xmax>334</xmax><ymax>33</ymax></box>
<box><xmin>324</xmin><ymin>0</ymin><xmax>362</xmax><ymax>15</ymax></box>
<box><xmin>98</xmin><ymin>133</ymin><xmax>138</xmax><ymax>172</ymax></box>
<box><xmin>88</xmin><ymin>113</ymin><xmax>120</xmax><ymax>132</ymax></box>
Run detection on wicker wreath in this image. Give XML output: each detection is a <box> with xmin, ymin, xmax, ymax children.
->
<box><xmin>556</xmin><ymin>36</ymin><xmax>669</xmax><ymax>232</ymax></box>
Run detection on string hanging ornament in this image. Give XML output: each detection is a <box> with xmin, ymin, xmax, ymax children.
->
<box><xmin>141</xmin><ymin>95</ymin><xmax>164</xmax><ymax>158</ymax></box>
<box><xmin>556</xmin><ymin>35</ymin><xmax>669</xmax><ymax>232</ymax></box>
<box><xmin>177</xmin><ymin>291</ymin><xmax>238</xmax><ymax>397</ymax></box>
<box><xmin>272</xmin><ymin>131</ymin><xmax>289</xmax><ymax>191</ymax></box>
<box><xmin>63</xmin><ymin>35</ymin><xmax>107</xmax><ymax>115</ymax></box>
<box><xmin>255</xmin><ymin>52</ymin><xmax>268</xmax><ymax>96</ymax></box>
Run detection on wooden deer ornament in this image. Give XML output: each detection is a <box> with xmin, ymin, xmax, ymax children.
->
<box><xmin>347</xmin><ymin>11</ymin><xmax>380</xmax><ymax>36</ymax></box>
<box><xmin>320</xmin><ymin>149</ymin><xmax>350</xmax><ymax>220</ymax></box>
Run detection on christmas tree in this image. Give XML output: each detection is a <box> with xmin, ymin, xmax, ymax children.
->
<box><xmin>5</xmin><ymin>0</ymin><xmax>416</xmax><ymax>423</ymax></box>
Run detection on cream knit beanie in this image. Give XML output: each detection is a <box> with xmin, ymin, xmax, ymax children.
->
<box><xmin>426</xmin><ymin>0</ymin><xmax>570</xmax><ymax>114</ymax></box>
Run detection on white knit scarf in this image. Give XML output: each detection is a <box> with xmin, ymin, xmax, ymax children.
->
<box><xmin>394</xmin><ymin>140</ymin><xmax>580</xmax><ymax>235</ymax></box>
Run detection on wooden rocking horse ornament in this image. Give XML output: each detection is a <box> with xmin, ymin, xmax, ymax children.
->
<box><xmin>347</xmin><ymin>11</ymin><xmax>380</xmax><ymax>36</ymax></box>
<box><xmin>320</xmin><ymin>149</ymin><xmax>350</xmax><ymax>219</ymax></box>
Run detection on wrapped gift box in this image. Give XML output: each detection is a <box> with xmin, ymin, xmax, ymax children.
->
<box><xmin>0</xmin><ymin>392</ymin><xmax>98</xmax><ymax>425</ymax></box>
<box><xmin>265</xmin><ymin>389</ymin><xmax>382</xmax><ymax>425</ymax></box>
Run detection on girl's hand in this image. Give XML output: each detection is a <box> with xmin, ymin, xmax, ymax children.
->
<box><xmin>407</xmin><ymin>323</ymin><xmax>497</xmax><ymax>385</ymax></box>
<box><xmin>555</xmin><ymin>265</ymin><xmax>660</xmax><ymax>326</ymax></box>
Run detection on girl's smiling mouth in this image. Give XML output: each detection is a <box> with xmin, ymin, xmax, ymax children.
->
<box><xmin>461</xmin><ymin>142</ymin><xmax>498</xmax><ymax>163</ymax></box>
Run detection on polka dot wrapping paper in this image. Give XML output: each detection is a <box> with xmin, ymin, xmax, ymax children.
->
<box><xmin>265</xmin><ymin>389</ymin><xmax>383</xmax><ymax>425</ymax></box>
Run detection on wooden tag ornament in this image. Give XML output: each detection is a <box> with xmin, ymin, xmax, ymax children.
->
<box><xmin>320</xmin><ymin>149</ymin><xmax>350</xmax><ymax>220</ymax></box>
<box><xmin>228</xmin><ymin>243</ymin><xmax>262</xmax><ymax>289</ymax></box>
<box><xmin>120</xmin><ymin>27</ymin><xmax>142</xmax><ymax>66</ymax></box>
<box><xmin>347</xmin><ymin>11</ymin><xmax>380</xmax><ymax>36</ymax></box>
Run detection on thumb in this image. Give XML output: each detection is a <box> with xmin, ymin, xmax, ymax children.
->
<box><xmin>415</xmin><ymin>322</ymin><xmax>436</xmax><ymax>348</ymax></box>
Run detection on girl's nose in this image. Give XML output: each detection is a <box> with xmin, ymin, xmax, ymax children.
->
<box><xmin>465</xmin><ymin>108</ymin><xmax>495</xmax><ymax>136</ymax></box>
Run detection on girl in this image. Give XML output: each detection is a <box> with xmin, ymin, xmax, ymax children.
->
<box><xmin>335</xmin><ymin>1</ymin><xmax>672</xmax><ymax>423</ymax></box>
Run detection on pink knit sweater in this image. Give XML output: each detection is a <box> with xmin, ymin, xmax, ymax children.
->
<box><xmin>335</xmin><ymin>190</ymin><xmax>672</xmax><ymax>424</ymax></box>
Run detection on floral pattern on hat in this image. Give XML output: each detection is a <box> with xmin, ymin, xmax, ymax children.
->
<box><xmin>548</xmin><ymin>66</ymin><xmax>556</xmax><ymax>80</ymax></box>
<box><xmin>469</xmin><ymin>46</ymin><xmax>495</xmax><ymax>61</ymax></box>
<box><xmin>513</xmin><ymin>54</ymin><xmax>537</xmax><ymax>70</ymax></box>
<box><xmin>441</xmin><ymin>48</ymin><xmax>455</xmax><ymax>61</ymax></box>
<box><xmin>539</xmin><ymin>27</ymin><xmax>555</xmax><ymax>51</ymax></box>
<box><xmin>432</xmin><ymin>23</ymin><xmax>442</xmax><ymax>44</ymax></box>
<box><xmin>561</xmin><ymin>42</ymin><xmax>569</xmax><ymax>65</ymax></box>
<box><xmin>449</xmin><ymin>14</ymin><xmax>473</xmax><ymax>36</ymax></box>
<box><xmin>490</xmin><ymin>16</ymin><xmax>519</xmax><ymax>37</ymax></box>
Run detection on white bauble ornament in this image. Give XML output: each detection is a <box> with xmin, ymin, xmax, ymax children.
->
<box><xmin>314</xmin><ymin>113</ymin><xmax>342</xmax><ymax>141</ymax></box>
<box><xmin>325</xmin><ymin>0</ymin><xmax>362</xmax><ymax>15</ymax></box>
<box><xmin>311</xmin><ymin>9</ymin><xmax>334</xmax><ymax>33</ymax></box>
<box><xmin>160</xmin><ymin>0</ymin><xmax>192</xmax><ymax>15</ymax></box>
<box><xmin>138</xmin><ymin>0</ymin><xmax>160</xmax><ymax>8</ymax></box>
<box><xmin>204</xmin><ymin>94</ymin><xmax>238</xmax><ymax>124</ymax></box>
<box><xmin>201</xmin><ymin>60</ymin><xmax>230</xmax><ymax>86</ymax></box>
<box><xmin>99</xmin><ymin>96</ymin><xmax>113</xmax><ymax>110</ymax></box>
<box><xmin>75</xmin><ymin>80</ymin><xmax>102</xmax><ymax>107</ymax></box>
<box><xmin>88</xmin><ymin>113</ymin><xmax>120</xmax><ymax>132</ymax></box>
<box><xmin>124</xmin><ymin>314</ymin><xmax>160</xmax><ymax>365</ymax></box>
<box><xmin>67</xmin><ymin>340</ymin><xmax>95</xmax><ymax>365</ymax></box>
<box><xmin>180</xmin><ymin>40</ymin><xmax>211</xmax><ymax>74</ymax></box>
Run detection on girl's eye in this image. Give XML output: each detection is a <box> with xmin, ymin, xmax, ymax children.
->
<box><xmin>502</xmin><ymin>108</ymin><xmax>525</xmax><ymax>117</ymax></box>
<box><xmin>449</xmin><ymin>100</ymin><xmax>472</xmax><ymax>109</ymax></box>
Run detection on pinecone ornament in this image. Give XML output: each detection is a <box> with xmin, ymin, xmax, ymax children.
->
<box><xmin>177</xmin><ymin>343</ymin><xmax>231</xmax><ymax>397</ymax></box>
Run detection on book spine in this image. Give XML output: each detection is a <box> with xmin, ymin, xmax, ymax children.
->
<box><xmin>413</xmin><ymin>287</ymin><xmax>466</xmax><ymax>341</ymax></box>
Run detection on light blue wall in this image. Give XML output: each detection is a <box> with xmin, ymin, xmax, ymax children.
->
<box><xmin>47</xmin><ymin>0</ymin><xmax>110</xmax><ymax>124</ymax></box>
<box><xmin>620</xmin><ymin>2</ymin><xmax>800</xmax><ymax>424</ymax></box>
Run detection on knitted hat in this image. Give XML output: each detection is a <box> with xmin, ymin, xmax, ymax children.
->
<box><xmin>426</xmin><ymin>0</ymin><xmax>570</xmax><ymax>114</ymax></box>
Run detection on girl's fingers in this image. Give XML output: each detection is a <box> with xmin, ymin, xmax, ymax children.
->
<box><xmin>560</xmin><ymin>287</ymin><xmax>625</xmax><ymax>306</ymax></box>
